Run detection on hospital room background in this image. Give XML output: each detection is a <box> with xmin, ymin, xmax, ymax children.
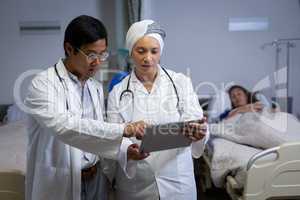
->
<box><xmin>0</xmin><ymin>0</ymin><xmax>300</xmax><ymax>200</ymax></box>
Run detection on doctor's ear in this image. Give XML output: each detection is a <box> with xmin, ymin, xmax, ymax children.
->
<box><xmin>64</xmin><ymin>42</ymin><xmax>75</xmax><ymax>57</ymax></box>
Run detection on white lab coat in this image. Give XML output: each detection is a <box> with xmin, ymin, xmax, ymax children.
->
<box><xmin>25</xmin><ymin>59</ymin><xmax>125</xmax><ymax>200</ymax></box>
<box><xmin>106</xmin><ymin>65</ymin><xmax>208</xmax><ymax>200</ymax></box>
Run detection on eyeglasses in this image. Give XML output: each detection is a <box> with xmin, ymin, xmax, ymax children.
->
<box><xmin>77</xmin><ymin>48</ymin><xmax>109</xmax><ymax>62</ymax></box>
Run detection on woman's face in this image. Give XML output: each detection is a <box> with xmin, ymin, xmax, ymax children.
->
<box><xmin>131</xmin><ymin>36</ymin><xmax>161</xmax><ymax>73</ymax></box>
<box><xmin>230</xmin><ymin>88</ymin><xmax>248</xmax><ymax>107</ymax></box>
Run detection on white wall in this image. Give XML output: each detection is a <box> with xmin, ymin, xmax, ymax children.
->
<box><xmin>1</xmin><ymin>0</ymin><xmax>299</xmax><ymax>115</ymax></box>
<box><xmin>143</xmin><ymin>0</ymin><xmax>300</xmax><ymax>115</ymax></box>
<box><xmin>0</xmin><ymin>0</ymin><xmax>122</xmax><ymax>104</ymax></box>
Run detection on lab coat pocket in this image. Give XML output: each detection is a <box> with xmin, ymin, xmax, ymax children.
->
<box><xmin>32</xmin><ymin>164</ymin><xmax>70</xmax><ymax>200</ymax></box>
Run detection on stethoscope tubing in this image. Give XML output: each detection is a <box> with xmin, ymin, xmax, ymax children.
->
<box><xmin>54</xmin><ymin>63</ymin><xmax>100</xmax><ymax>114</ymax></box>
<box><xmin>119</xmin><ymin>67</ymin><xmax>180</xmax><ymax>111</ymax></box>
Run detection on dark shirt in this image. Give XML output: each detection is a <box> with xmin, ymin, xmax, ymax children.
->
<box><xmin>219</xmin><ymin>109</ymin><xmax>231</xmax><ymax>121</ymax></box>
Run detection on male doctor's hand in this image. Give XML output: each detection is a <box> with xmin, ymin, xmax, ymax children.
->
<box><xmin>183</xmin><ymin>117</ymin><xmax>207</xmax><ymax>142</ymax></box>
<box><xmin>123</xmin><ymin>121</ymin><xmax>147</xmax><ymax>140</ymax></box>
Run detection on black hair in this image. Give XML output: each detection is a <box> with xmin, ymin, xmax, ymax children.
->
<box><xmin>228</xmin><ymin>85</ymin><xmax>259</xmax><ymax>108</ymax></box>
<box><xmin>64</xmin><ymin>15</ymin><xmax>108</xmax><ymax>57</ymax></box>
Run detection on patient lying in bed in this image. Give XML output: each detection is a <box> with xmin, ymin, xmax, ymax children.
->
<box><xmin>208</xmin><ymin>85</ymin><xmax>300</xmax><ymax>188</ymax></box>
<box><xmin>210</xmin><ymin>110</ymin><xmax>300</xmax><ymax>187</ymax></box>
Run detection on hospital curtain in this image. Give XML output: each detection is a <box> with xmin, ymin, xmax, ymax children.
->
<box><xmin>127</xmin><ymin>0</ymin><xmax>141</xmax><ymax>25</ymax></box>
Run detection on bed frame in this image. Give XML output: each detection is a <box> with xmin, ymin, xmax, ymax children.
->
<box><xmin>222</xmin><ymin>142</ymin><xmax>300</xmax><ymax>200</ymax></box>
<box><xmin>243</xmin><ymin>141</ymin><xmax>300</xmax><ymax>200</ymax></box>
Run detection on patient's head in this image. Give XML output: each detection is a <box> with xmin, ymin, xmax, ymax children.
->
<box><xmin>228</xmin><ymin>85</ymin><xmax>258</xmax><ymax>108</ymax></box>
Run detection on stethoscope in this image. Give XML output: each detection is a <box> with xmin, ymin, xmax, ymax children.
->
<box><xmin>119</xmin><ymin>67</ymin><xmax>182</xmax><ymax>115</ymax></box>
<box><xmin>54</xmin><ymin>63</ymin><xmax>101</xmax><ymax>115</ymax></box>
<box><xmin>55</xmin><ymin>64</ymin><xmax>70</xmax><ymax>110</ymax></box>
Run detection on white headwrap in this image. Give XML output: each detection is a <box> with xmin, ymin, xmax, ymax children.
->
<box><xmin>126</xmin><ymin>19</ymin><xmax>166</xmax><ymax>55</ymax></box>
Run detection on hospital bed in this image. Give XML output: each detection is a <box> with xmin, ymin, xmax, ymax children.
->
<box><xmin>224</xmin><ymin>142</ymin><xmax>300</xmax><ymax>200</ymax></box>
<box><xmin>194</xmin><ymin>97</ymin><xmax>300</xmax><ymax>200</ymax></box>
<box><xmin>247</xmin><ymin>142</ymin><xmax>300</xmax><ymax>199</ymax></box>
<box><xmin>199</xmin><ymin>137</ymin><xmax>300</xmax><ymax>200</ymax></box>
<box><xmin>0</xmin><ymin>104</ymin><xmax>27</xmax><ymax>200</ymax></box>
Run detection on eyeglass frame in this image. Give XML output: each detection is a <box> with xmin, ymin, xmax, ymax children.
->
<box><xmin>76</xmin><ymin>47</ymin><xmax>109</xmax><ymax>62</ymax></box>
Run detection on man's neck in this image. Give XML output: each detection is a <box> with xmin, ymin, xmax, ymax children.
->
<box><xmin>64</xmin><ymin>58</ymin><xmax>87</xmax><ymax>85</ymax></box>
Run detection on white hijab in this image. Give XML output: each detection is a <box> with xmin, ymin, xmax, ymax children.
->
<box><xmin>125</xmin><ymin>19</ymin><xmax>166</xmax><ymax>55</ymax></box>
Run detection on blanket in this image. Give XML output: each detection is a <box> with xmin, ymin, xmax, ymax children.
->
<box><xmin>209</xmin><ymin>111</ymin><xmax>300</xmax><ymax>188</ymax></box>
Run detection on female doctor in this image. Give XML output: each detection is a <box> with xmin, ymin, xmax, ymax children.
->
<box><xmin>106</xmin><ymin>20</ymin><xmax>209</xmax><ymax>200</ymax></box>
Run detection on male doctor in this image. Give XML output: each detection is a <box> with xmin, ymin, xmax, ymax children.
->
<box><xmin>25</xmin><ymin>15</ymin><xmax>147</xmax><ymax>200</ymax></box>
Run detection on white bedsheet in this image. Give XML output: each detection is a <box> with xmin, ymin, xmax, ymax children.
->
<box><xmin>0</xmin><ymin>120</ymin><xmax>27</xmax><ymax>173</ymax></box>
<box><xmin>209</xmin><ymin>111</ymin><xmax>300</xmax><ymax>188</ymax></box>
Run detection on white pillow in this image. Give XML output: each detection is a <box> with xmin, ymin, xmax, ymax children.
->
<box><xmin>207</xmin><ymin>90</ymin><xmax>231</xmax><ymax>122</ymax></box>
<box><xmin>255</xmin><ymin>92</ymin><xmax>272</xmax><ymax>108</ymax></box>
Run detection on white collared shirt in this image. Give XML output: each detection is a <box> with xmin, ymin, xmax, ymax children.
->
<box><xmin>68</xmin><ymin>72</ymin><xmax>98</xmax><ymax>169</ymax></box>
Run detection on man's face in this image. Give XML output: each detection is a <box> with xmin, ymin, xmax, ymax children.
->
<box><xmin>67</xmin><ymin>39</ymin><xmax>107</xmax><ymax>80</ymax></box>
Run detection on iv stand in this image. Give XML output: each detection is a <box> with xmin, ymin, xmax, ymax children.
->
<box><xmin>261</xmin><ymin>38</ymin><xmax>300</xmax><ymax>112</ymax></box>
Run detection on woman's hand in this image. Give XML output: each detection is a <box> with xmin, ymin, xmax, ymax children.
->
<box><xmin>127</xmin><ymin>143</ymin><xmax>150</xmax><ymax>161</ymax></box>
<box><xmin>183</xmin><ymin>118</ymin><xmax>207</xmax><ymax>142</ymax></box>
<box><xmin>227</xmin><ymin>102</ymin><xmax>263</xmax><ymax>119</ymax></box>
<box><xmin>239</xmin><ymin>102</ymin><xmax>263</xmax><ymax>113</ymax></box>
